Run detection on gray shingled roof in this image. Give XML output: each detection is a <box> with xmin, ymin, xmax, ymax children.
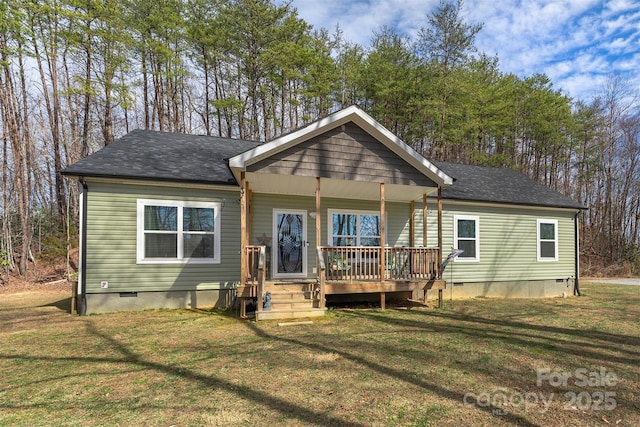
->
<box><xmin>433</xmin><ymin>161</ymin><xmax>585</xmax><ymax>209</ymax></box>
<box><xmin>62</xmin><ymin>129</ymin><xmax>261</xmax><ymax>185</ymax></box>
<box><xmin>63</xmin><ymin>130</ymin><xmax>585</xmax><ymax>210</ymax></box>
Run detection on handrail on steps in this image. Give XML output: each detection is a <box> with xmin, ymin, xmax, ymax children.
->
<box><xmin>257</xmin><ymin>245</ymin><xmax>265</xmax><ymax>313</ymax></box>
<box><xmin>241</xmin><ymin>245</ymin><xmax>266</xmax><ymax>316</ymax></box>
<box><xmin>316</xmin><ymin>246</ymin><xmax>326</xmax><ymax>309</ymax></box>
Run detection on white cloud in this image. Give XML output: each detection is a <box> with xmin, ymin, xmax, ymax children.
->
<box><xmin>290</xmin><ymin>0</ymin><xmax>640</xmax><ymax>101</ymax></box>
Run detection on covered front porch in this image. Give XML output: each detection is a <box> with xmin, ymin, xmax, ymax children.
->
<box><xmin>229</xmin><ymin>106</ymin><xmax>453</xmax><ymax>320</ymax></box>
<box><xmin>236</xmin><ymin>173</ymin><xmax>447</xmax><ymax>320</ymax></box>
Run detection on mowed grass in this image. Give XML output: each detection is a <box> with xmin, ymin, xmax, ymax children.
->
<box><xmin>1</xmin><ymin>284</ymin><xmax>638</xmax><ymax>426</ymax></box>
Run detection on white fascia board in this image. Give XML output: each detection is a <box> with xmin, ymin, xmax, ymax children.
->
<box><xmin>229</xmin><ymin>106</ymin><xmax>359</xmax><ymax>169</ymax></box>
<box><xmin>228</xmin><ymin>105</ymin><xmax>453</xmax><ymax>187</ymax></box>
<box><xmin>348</xmin><ymin>110</ymin><xmax>453</xmax><ymax>186</ymax></box>
<box><xmin>81</xmin><ymin>176</ymin><xmax>240</xmax><ymax>191</ymax></box>
<box><xmin>429</xmin><ymin>197</ymin><xmax>583</xmax><ymax>214</ymax></box>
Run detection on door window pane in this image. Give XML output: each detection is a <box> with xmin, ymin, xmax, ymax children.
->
<box><xmin>277</xmin><ymin>213</ymin><xmax>303</xmax><ymax>274</ymax></box>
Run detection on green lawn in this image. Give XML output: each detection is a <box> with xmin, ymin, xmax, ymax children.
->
<box><xmin>1</xmin><ymin>284</ymin><xmax>638</xmax><ymax>426</ymax></box>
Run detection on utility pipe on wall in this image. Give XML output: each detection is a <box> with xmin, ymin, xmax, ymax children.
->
<box><xmin>78</xmin><ymin>178</ymin><xmax>88</xmax><ymax>315</ymax></box>
<box><xmin>574</xmin><ymin>210</ymin><xmax>581</xmax><ymax>296</ymax></box>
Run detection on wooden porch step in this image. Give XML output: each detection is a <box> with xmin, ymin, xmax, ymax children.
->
<box><xmin>270</xmin><ymin>300</ymin><xmax>320</xmax><ymax>310</ymax></box>
<box><xmin>257</xmin><ymin>283</ymin><xmax>325</xmax><ymax>320</ymax></box>
<box><xmin>268</xmin><ymin>289</ymin><xmax>320</xmax><ymax>310</ymax></box>
<box><xmin>264</xmin><ymin>285</ymin><xmax>318</xmax><ymax>295</ymax></box>
<box><xmin>257</xmin><ymin>307</ymin><xmax>327</xmax><ymax>321</ymax></box>
<box><xmin>268</xmin><ymin>291</ymin><xmax>313</xmax><ymax>301</ymax></box>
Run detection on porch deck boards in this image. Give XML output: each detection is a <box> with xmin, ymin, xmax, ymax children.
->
<box><xmin>322</xmin><ymin>279</ymin><xmax>445</xmax><ymax>295</ymax></box>
<box><xmin>261</xmin><ymin>278</ymin><xmax>445</xmax><ymax>295</ymax></box>
<box><xmin>247</xmin><ymin>278</ymin><xmax>446</xmax><ymax>295</ymax></box>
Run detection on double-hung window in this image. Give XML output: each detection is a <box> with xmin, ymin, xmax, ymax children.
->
<box><xmin>453</xmin><ymin>215</ymin><xmax>479</xmax><ymax>262</ymax></box>
<box><xmin>537</xmin><ymin>219</ymin><xmax>558</xmax><ymax>261</ymax></box>
<box><xmin>137</xmin><ymin>199</ymin><xmax>220</xmax><ymax>264</ymax></box>
<box><xmin>329</xmin><ymin>210</ymin><xmax>381</xmax><ymax>246</ymax></box>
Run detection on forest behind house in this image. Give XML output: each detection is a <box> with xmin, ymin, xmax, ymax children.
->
<box><xmin>1</xmin><ymin>0</ymin><xmax>639</xmax><ymax>282</ymax></box>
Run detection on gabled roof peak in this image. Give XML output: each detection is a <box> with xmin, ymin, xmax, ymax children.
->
<box><xmin>229</xmin><ymin>105</ymin><xmax>453</xmax><ymax>187</ymax></box>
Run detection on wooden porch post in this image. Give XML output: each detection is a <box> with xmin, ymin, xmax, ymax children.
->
<box><xmin>422</xmin><ymin>193</ymin><xmax>430</xmax><ymax>304</ymax></box>
<box><xmin>410</xmin><ymin>200</ymin><xmax>419</xmax><ymax>301</ymax></box>
<box><xmin>380</xmin><ymin>183</ymin><xmax>386</xmax><ymax>283</ymax></box>
<box><xmin>423</xmin><ymin>193</ymin><xmax>428</xmax><ymax>247</ymax></box>
<box><xmin>409</xmin><ymin>200</ymin><xmax>415</xmax><ymax>247</ymax></box>
<box><xmin>315</xmin><ymin>178</ymin><xmax>321</xmax><ymax>250</ymax></box>
<box><xmin>437</xmin><ymin>186</ymin><xmax>444</xmax><ymax>307</ymax></box>
<box><xmin>437</xmin><ymin>186</ymin><xmax>443</xmax><ymax>273</ymax></box>
<box><xmin>240</xmin><ymin>172</ymin><xmax>247</xmax><ymax>287</ymax></box>
<box><xmin>316</xmin><ymin>177</ymin><xmax>324</xmax><ymax>308</ymax></box>
<box><xmin>247</xmin><ymin>188</ymin><xmax>253</xmax><ymax>245</ymax></box>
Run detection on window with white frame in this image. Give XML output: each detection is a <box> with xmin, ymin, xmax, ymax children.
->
<box><xmin>537</xmin><ymin>219</ymin><xmax>558</xmax><ymax>261</ymax></box>
<box><xmin>137</xmin><ymin>199</ymin><xmax>220</xmax><ymax>264</ymax></box>
<box><xmin>453</xmin><ymin>215</ymin><xmax>479</xmax><ymax>261</ymax></box>
<box><xmin>328</xmin><ymin>209</ymin><xmax>381</xmax><ymax>246</ymax></box>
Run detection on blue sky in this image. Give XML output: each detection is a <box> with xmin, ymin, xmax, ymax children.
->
<box><xmin>291</xmin><ymin>0</ymin><xmax>640</xmax><ymax>102</ymax></box>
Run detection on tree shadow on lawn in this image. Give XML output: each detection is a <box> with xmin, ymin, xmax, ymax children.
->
<box><xmin>343</xmin><ymin>309</ymin><xmax>639</xmax><ymax>416</ymax></box>
<box><xmin>0</xmin><ymin>319</ymin><xmax>365</xmax><ymax>427</ymax></box>
<box><xmin>402</xmin><ymin>308</ymin><xmax>640</xmax><ymax>356</ymax></box>
<box><xmin>1</xmin><ymin>313</ymin><xmax>540</xmax><ymax>426</ymax></box>
<box><xmin>241</xmin><ymin>321</ymin><xmax>539</xmax><ymax>426</ymax></box>
<box><xmin>346</xmin><ymin>308</ymin><xmax>639</xmax><ymax>369</ymax></box>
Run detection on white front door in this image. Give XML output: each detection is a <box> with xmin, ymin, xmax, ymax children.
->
<box><xmin>273</xmin><ymin>210</ymin><xmax>307</xmax><ymax>278</ymax></box>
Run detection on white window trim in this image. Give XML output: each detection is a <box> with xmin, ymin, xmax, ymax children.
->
<box><xmin>136</xmin><ymin>199</ymin><xmax>221</xmax><ymax>264</ymax></box>
<box><xmin>327</xmin><ymin>209</ymin><xmax>385</xmax><ymax>246</ymax></box>
<box><xmin>453</xmin><ymin>215</ymin><xmax>480</xmax><ymax>262</ymax></box>
<box><xmin>537</xmin><ymin>218</ymin><xmax>558</xmax><ymax>262</ymax></box>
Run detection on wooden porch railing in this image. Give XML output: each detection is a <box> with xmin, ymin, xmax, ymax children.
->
<box><xmin>238</xmin><ymin>245</ymin><xmax>266</xmax><ymax>317</ymax></box>
<box><xmin>316</xmin><ymin>247</ymin><xmax>326</xmax><ymax>309</ymax></box>
<box><xmin>245</xmin><ymin>245</ymin><xmax>265</xmax><ymax>285</ymax></box>
<box><xmin>318</xmin><ymin>246</ymin><xmax>441</xmax><ymax>283</ymax></box>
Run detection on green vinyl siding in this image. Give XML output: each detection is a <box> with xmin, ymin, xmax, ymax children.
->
<box><xmin>84</xmin><ymin>180</ymin><xmax>577</xmax><ymax>292</ymax></box>
<box><xmin>250</xmin><ymin>193</ymin><xmax>411</xmax><ymax>277</ymax></box>
<box><xmin>416</xmin><ymin>202</ymin><xmax>576</xmax><ymax>282</ymax></box>
<box><xmin>84</xmin><ymin>181</ymin><xmax>240</xmax><ymax>293</ymax></box>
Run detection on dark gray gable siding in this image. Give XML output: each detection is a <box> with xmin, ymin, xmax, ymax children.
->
<box><xmin>62</xmin><ymin>129</ymin><xmax>262</xmax><ymax>184</ymax></box>
<box><xmin>434</xmin><ymin>161</ymin><xmax>585</xmax><ymax>209</ymax></box>
<box><xmin>247</xmin><ymin>122</ymin><xmax>437</xmax><ymax>187</ymax></box>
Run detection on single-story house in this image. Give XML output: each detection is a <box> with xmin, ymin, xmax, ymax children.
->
<box><xmin>62</xmin><ymin>106</ymin><xmax>585</xmax><ymax>319</ymax></box>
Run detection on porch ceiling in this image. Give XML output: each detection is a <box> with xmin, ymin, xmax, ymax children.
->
<box><xmin>244</xmin><ymin>172</ymin><xmax>438</xmax><ymax>202</ymax></box>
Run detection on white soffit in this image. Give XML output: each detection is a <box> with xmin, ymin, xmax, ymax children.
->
<box><xmin>245</xmin><ymin>173</ymin><xmax>437</xmax><ymax>202</ymax></box>
<box><xmin>229</xmin><ymin>106</ymin><xmax>453</xmax><ymax>187</ymax></box>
